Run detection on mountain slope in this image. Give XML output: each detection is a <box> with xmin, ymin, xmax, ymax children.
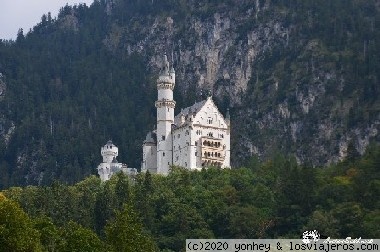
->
<box><xmin>0</xmin><ymin>0</ymin><xmax>379</xmax><ymax>187</ymax></box>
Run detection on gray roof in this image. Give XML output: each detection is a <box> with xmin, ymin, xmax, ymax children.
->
<box><xmin>174</xmin><ymin>99</ymin><xmax>207</xmax><ymax>122</ymax></box>
<box><xmin>144</xmin><ymin>131</ymin><xmax>157</xmax><ymax>143</ymax></box>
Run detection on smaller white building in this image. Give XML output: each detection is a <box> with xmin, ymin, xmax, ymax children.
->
<box><xmin>97</xmin><ymin>140</ymin><xmax>137</xmax><ymax>182</ymax></box>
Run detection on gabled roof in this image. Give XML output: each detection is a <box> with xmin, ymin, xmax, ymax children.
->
<box><xmin>174</xmin><ymin>99</ymin><xmax>207</xmax><ymax>122</ymax></box>
<box><xmin>174</xmin><ymin>97</ymin><xmax>228</xmax><ymax>128</ymax></box>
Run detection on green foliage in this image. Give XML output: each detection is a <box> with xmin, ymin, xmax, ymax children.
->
<box><xmin>105</xmin><ymin>204</ymin><xmax>158</xmax><ymax>252</ymax></box>
<box><xmin>58</xmin><ymin>221</ymin><xmax>105</xmax><ymax>252</ymax></box>
<box><xmin>0</xmin><ymin>145</ymin><xmax>379</xmax><ymax>250</ymax></box>
<box><xmin>33</xmin><ymin>216</ymin><xmax>60</xmax><ymax>252</ymax></box>
<box><xmin>0</xmin><ymin>197</ymin><xmax>42</xmax><ymax>252</ymax></box>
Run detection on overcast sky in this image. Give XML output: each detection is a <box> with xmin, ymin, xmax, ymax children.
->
<box><xmin>0</xmin><ymin>0</ymin><xmax>94</xmax><ymax>40</ymax></box>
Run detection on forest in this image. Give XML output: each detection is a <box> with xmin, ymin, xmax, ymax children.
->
<box><xmin>1</xmin><ymin>144</ymin><xmax>379</xmax><ymax>251</ymax></box>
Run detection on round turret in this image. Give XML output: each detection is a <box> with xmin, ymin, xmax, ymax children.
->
<box><xmin>101</xmin><ymin>140</ymin><xmax>118</xmax><ymax>163</ymax></box>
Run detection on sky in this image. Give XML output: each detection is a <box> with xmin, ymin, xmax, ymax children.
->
<box><xmin>0</xmin><ymin>0</ymin><xmax>94</xmax><ymax>40</ymax></box>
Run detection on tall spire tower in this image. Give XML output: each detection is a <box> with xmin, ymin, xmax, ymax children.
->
<box><xmin>155</xmin><ymin>55</ymin><xmax>176</xmax><ymax>174</ymax></box>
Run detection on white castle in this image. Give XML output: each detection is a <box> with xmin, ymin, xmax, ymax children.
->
<box><xmin>142</xmin><ymin>55</ymin><xmax>231</xmax><ymax>175</ymax></box>
<box><xmin>97</xmin><ymin>140</ymin><xmax>137</xmax><ymax>181</ymax></box>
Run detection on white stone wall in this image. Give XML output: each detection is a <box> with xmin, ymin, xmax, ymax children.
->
<box><xmin>97</xmin><ymin>162</ymin><xmax>111</xmax><ymax>181</ymax></box>
<box><xmin>142</xmin><ymin>143</ymin><xmax>157</xmax><ymax>173</ymax></box>
<box><xmin>171</xmin><ymin>98</ymin><xmax>230</xmax><ymax>170</ymax></box>
<box><xmin>172</xmin><ymin>126</ymin><xmax>192</xmax><ymax>169</ymax></box>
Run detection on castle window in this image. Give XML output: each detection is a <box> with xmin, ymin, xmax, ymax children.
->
<box><xmin>195</xmin><ymin>141</ymin><xmax>197</xmax><ymax>146</ymax></box>
<box><xmin>195</xmin><ymin>152</ymin><xmax>197</xmax><ymax>156</ymax></box>
<box><xmin>178</xmin><ymin>134</ymin><xmax>180</xmax><ymax>138</ymax></box>
<box><xmin>162</xmin><ymin>135</ymin><xmax>166</xmax><ymax>140</ymax></box>
<box><xmin>185</xmin><ymin>162</ymin><xmax>187</xmax><ymax>167</ymax></box>
<box><xmin>163</xmin><ymin>152</ymin><xmax>165</xmax><ymax>157</ymax></box>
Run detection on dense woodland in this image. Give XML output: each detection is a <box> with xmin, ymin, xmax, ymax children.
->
<box><xmin>0</xmin><ymin>1</ymin><xmax>156</xmax><ymax>187</ymax></box>
<box><xmin>1</xmin><ymin>144</ymin><xmax>379</xmax><ymax>251</ymax></box>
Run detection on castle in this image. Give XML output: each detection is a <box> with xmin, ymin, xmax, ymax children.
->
<box><xmin>141</xmin><ymin>55</ymin><xmax>231</xmax><ymax>174</ymax></box>
<box><xmin>97</xmin><ymin>140</ymin><xmax>137</xmax><ymax>181</ymax></box>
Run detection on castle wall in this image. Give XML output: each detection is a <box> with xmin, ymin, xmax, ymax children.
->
<box><xmin>142</xmin><ymin>143</ymin><xmax>157</xmax><ymax>173</ymax></box>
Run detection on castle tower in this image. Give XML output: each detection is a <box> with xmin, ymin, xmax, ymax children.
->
<box><xmin>155</xmin><ymin>55</ymin><xmax>176</xmax><ymax>174</ymax></box>
<box><xmin>97</xmin><ymin>140</ymin><xmax>119</xmax><ymax>181</ymax></box>
<box><xmin>101</xmin><ymin>140</ymin><xmax>118</xmax><ymax>163</ymax></box>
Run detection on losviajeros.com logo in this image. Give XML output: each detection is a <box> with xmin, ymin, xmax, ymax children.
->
<box><xmin>323</xmin><ymin>237</ymin><xmax>373</xmax><ymax>244</ymax></box>
<box><xmin>298</xmin><ymin>230</ymin><xmax>378</xmax><ymax>251</ymax></box>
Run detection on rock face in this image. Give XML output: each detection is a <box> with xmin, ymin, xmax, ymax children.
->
<box><xmin>101</xmin><ymin>0</ymin><xmax>379</xmax><ymax>166</ymax></box>
<box><xmin>0</xmin><ymin>76</ymin><xmax>14</xmax><ymax>147</ymax></box>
